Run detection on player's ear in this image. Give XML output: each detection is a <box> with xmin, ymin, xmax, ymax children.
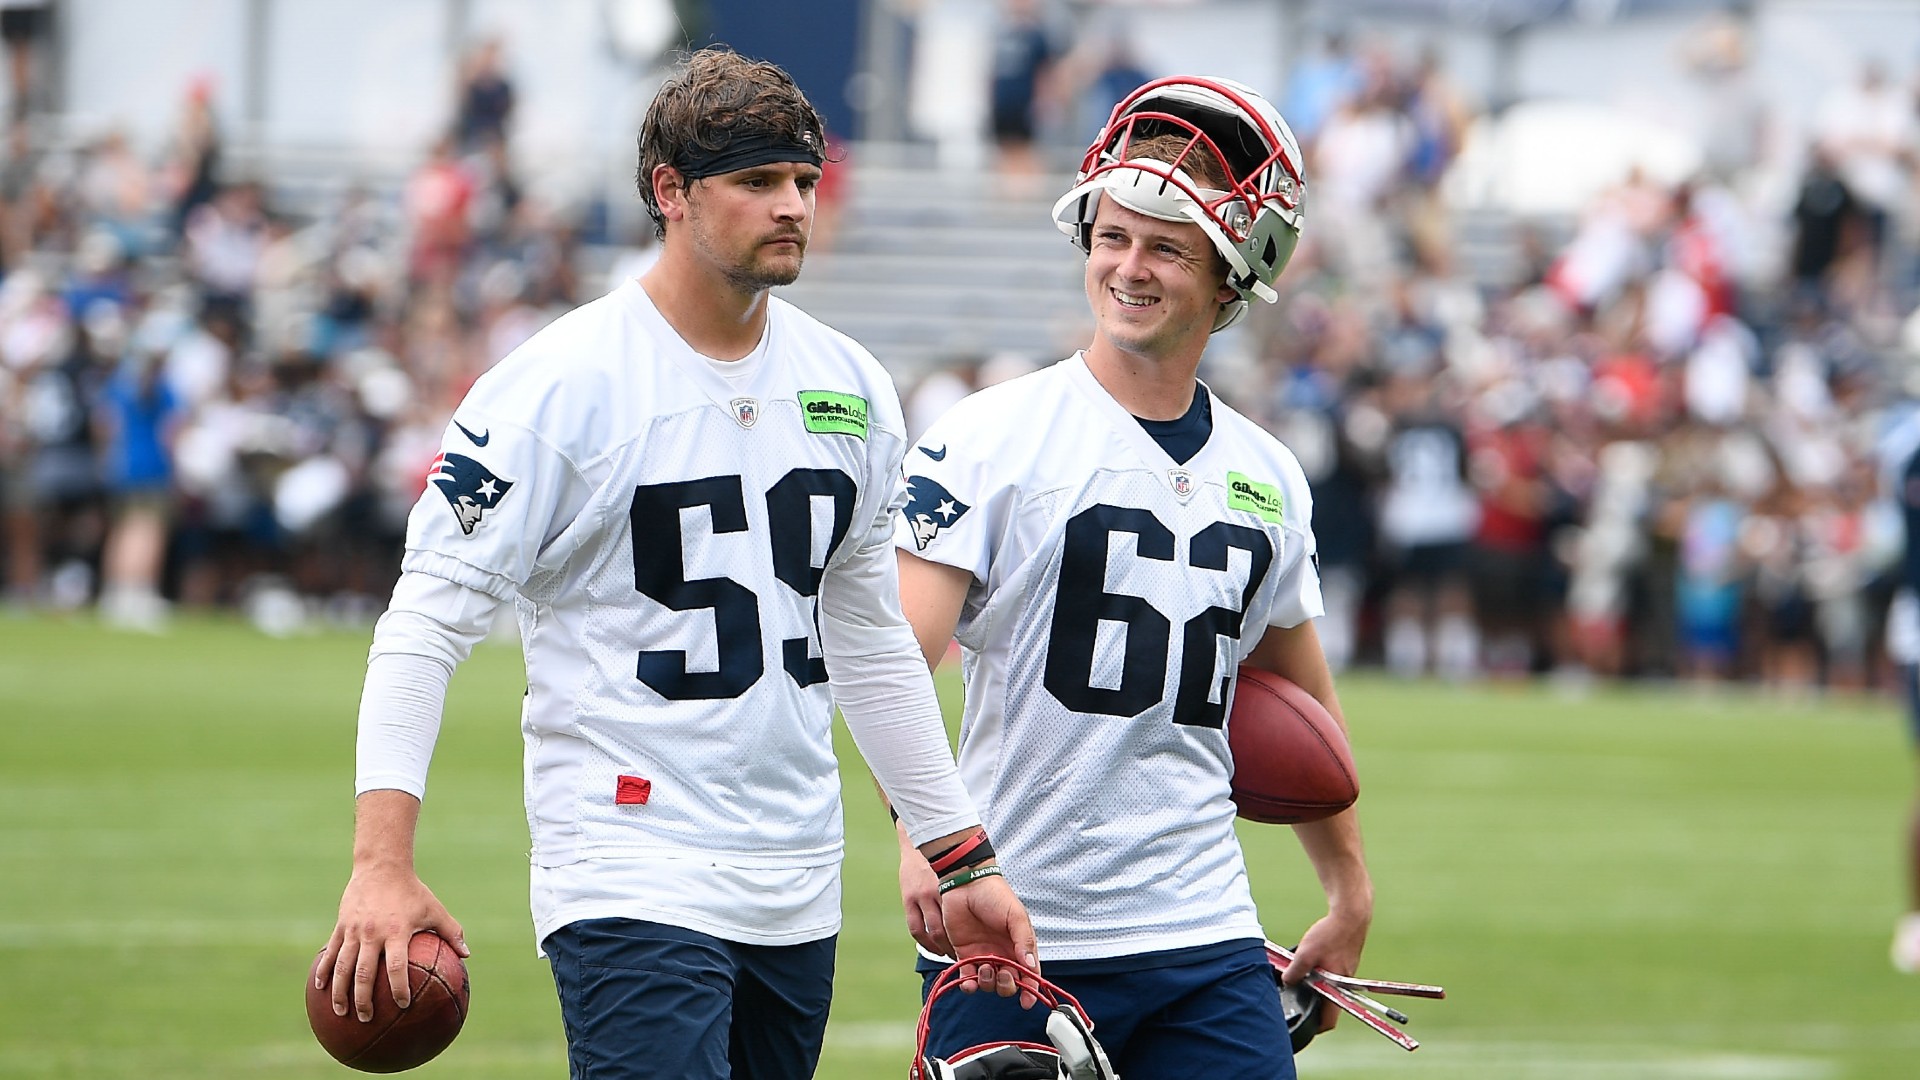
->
<box><xmin>1214</xmin><ymin>266</ymin><xmax>1238</xmax><ymax>306</ymax></box>
<box><xmin>652</xmin><ymin>164</ymin><xmax>691</xmax><ymax>226</ymax></box>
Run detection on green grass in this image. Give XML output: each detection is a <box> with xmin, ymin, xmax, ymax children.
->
<box><xmin>2</xmin><ymin>615</ymin><xmax>1918</xmax><ymax>1078</ymax></box>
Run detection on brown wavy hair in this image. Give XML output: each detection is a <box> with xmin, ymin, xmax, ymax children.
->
<box><xmin>1119</xmin><ymin>134</ymin><xmax>1231</xmax><ymax>276</ymax></box>
<box><xmin>1122</xmin><ymin>133</ymin><xmax>1231</xmax><ymax>192</ymax></box>
<box><xmin>636</xmin><ymin>47</ymin><xmax>828</xmax><ymax>239</ymax></box>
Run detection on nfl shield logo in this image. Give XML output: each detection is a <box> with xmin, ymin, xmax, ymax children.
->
<box><xmin>1168</xmin><ymin>469</ymin><xmax>1194</xmax><ymax>497</ymax></box>
<box><xmin>731</xmin><ymin>397</ymin><xmax>759</xmax><ymax>428</ymax></box>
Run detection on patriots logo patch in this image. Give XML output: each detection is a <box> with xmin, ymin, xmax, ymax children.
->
<box><xmin>426</xmin><ymin>452</ymin><xmax>513</xmax><ymax>536</ymax></box>
<box><xmin>904</xmin><ymin>474</ymin><xmax>970</xmax><ymax>551</ymax></box>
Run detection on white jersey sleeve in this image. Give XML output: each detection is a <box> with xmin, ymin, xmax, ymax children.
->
<box><xmin>819</xmin><ymin>524</ymin><xmax>979</xmax><ymax>845</ymax></box>
<box><xmin>893</xmin><ymin>436</ymin><xmax>1005</xmax><ymax>582</ymax></box>
<box><xmin>354</xmin><ymin>572</ymin><xmax>506</xmax><ymax>798</ymax></box>
<box><xmin>399</xmin><ymin>375</ymin><xmax>597</xmax><ymax>600</ymax></box>
<box><xmin>815</xmin><ymin>372</ymin><xmax>980</xmax><ymax>844</ymax></box>
<box><xmin>1265</xmin><ymin>456</ymin><xmax>1323</xmax><ymax>629</ymax></box>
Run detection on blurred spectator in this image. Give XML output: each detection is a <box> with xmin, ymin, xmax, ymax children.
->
<box><xmin>1282</xmin><ymin>30</ymin><xmax>1363</xmax><ymax>145</ymax></box>
<box><xmin>1060</xmin><ymin>29</ymin><xmax>1151</xmax><ymax>141</ymax></box>
<box><xmin>988</xmin><ymin>0</ymin><xmax>1059</xmax><ymax>189</ymax></box>
<box><xmin>0</xmin><ymin>0</ymin><xmax>48</xmax><ymax>120</ymax></box>
<box><xmin>1884</xmin><ymin>407</ymin><xmax>1920</xmax><ymax>973</ymax></box>
<box><xmin>1375</xmin><ymin>368</ymin><xmax>1479</xmax><ymax>679</ymax></box>
<box><xmin>185</xmin><ymin>181</ymin><xmax>266</xmax><ymax>324</ymax></box>
<box><xmin>1814</xmin><ymin>59</ymin><xmax>1913</xmax><ymax>271</ymax></box>
<box><xmin>162</xmin><ymin>76</ymin><xmax>222</xmax><ymax>241</ymax></box>
<box><xmin>1791</xmin><ymin>147</ymin><xmax>1866</xmax><ymax>295</ymax></box>
<box><xmin>1467</xmin><ymin>385</ymin><xmax>1559</xmax><ymax>676</ymax></box>
<box><xmin>18</xmin><ymin>289</ymin><xmax>104</xmax><ymax>608</ymax></box>
<box><xmin>96</xmin><ymin>337</ymin><xmax>180</xmax><ymax>631</ymax></box>
<box><xmin>1680</xmin><ymin>11</ymin><xmax>1765</xmax><ymax>182</ymax></box>
<box><xmin>1402</xmin><ymin>45</ymin><xmax>1470</xmax><ymax>192</ymax></box>
<box><xmin>453</xmin><ymin>38</ymin><xmax>515</xmax><ymax>154</ymax></box>
<box><xmin>77</xmin><ymin>130</ymin><xmax>154</xmax><ymax>258</ymax></box>
<box><xmin>1674</xmin><ymin>479</ymin><xmax>1746</xmax><ymax>682</ymax></box>
<box><xmin>905</xmin><ymin>358</ymin><xmax>978</xmax><ymax>444</ymax></box>
<box><xmin>405</xmin><ymin>137</ymin><xmax>474</xmax><ymax>291</ymax></box>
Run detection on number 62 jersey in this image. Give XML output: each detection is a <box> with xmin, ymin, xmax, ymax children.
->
<box><xmin>895</xmin><ymin>353</ymin><xmax>1324</xmax><ymax>961</ymax></box>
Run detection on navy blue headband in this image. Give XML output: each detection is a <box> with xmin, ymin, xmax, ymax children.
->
<box><xmin>677</xmin><ymin>132</ymin><xmax>823</xmax><ymax>179</ymax></box>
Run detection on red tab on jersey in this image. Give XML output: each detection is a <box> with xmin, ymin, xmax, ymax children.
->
<box><xmin>615</xmin><ymin>775</ymin><xmax>652</xmax><ymax>805</ymax></box>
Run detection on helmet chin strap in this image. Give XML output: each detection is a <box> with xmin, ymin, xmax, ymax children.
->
<box><xmin>1213</xmin><ymin>298</ymin><xmax>1249</xmax><ymax>334</ymax></box>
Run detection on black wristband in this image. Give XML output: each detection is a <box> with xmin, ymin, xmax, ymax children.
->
<box><xmin>930</xmin><ymin>834</ymin><xmax>997</xmax><ymax>877</ymax></box>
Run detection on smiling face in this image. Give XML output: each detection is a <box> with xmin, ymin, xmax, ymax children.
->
<box><xmin>677</xmin><ymin>160</ymin><xmax>819</xmax><ymax>292</ymax></box>
<box><xmin>1083</xmin><ymin>195</ymin><xmax>1236</xmax><ymax>363</ymax></box>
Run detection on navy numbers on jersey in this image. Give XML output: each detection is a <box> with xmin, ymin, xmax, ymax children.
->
<box><xmin>1045</xmin><ymin>506</ymin><xmax>1173</xmax><ymax>717</ymax></box>
<box><xmin>1178</xmin><ymin>522</ymin><xmax>1273</xmax><ymax>727</ymax></box>
<box><xmin>766</xmin><ymin>469</ymin><xmax>858</xmax><ymax>686</ymax></box>
<box><xmin>629</xmin><ymin>469</ymin><xmax>856</xmax><ymax>700</ymax></box>
<box><xmin>1044</xmin><ymin>505</ymin><xmax>1273</xmax><ymax>727</ymax></box>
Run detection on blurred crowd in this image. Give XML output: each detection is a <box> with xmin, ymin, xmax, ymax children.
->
<box><xmin>9</xmin><ymin>16</ymin><xmax>1920</xmax><ymax>696</ymax></box>
<box><xmin>1233</xmin><ymin>32</ymin><xmax>1920</xmax><ymax>690</ymax></box>
<box><xmin>0</xmin><ymin>41</ymin><xmax>585</xmax><ymax>632</ymax></box>
<box><xmin>918</xmin><ymin>13</ymin><xmax>1920</xmax><ymax>690</ymax></box>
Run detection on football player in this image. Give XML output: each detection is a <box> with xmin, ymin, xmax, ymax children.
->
<box><xmin>317</xmin><ymin>47</ymin><xmax>1036</xmax><ymax>1080</ymax></box>
<box><xmin>892</xmin><ymin>77</ymin><xmax>1372</xmax><ymax>1077</ymax></box>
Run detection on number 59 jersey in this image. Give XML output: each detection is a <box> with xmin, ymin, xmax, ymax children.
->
<box><xmin>895</xmin><ymin>354</ymin><xmax>1324</xmax><ymax>960</ymax></box>
<box><xmin>401</xmin><ymin>281</ymin><xmax>906</xmax><ymax>880</ymax></box>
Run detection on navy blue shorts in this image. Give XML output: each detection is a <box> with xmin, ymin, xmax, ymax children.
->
<box><xmin>917</xmin><ymin>940</ymin><xmax>1295</xmax><ymax>1079</ymax></box>
<box><xmin>545</xmin><ymin>918</ymin><xmax>836</xmax><ymax>1080</ymax></box>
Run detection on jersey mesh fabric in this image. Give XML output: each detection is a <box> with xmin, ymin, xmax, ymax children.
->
<box><xmin>549</xmin><ymin>394</ymin><xmax>880</xmax><ymax>868</ymax></box>
<box><xmin>896</xmin><ymin>355</ymin><xmax>1323</xmax><ymax>960</ymax></box>
<box><xmin>397</xmin><ymin>281</ymin><xmax>908</xmax><ymax>940</ymax></box>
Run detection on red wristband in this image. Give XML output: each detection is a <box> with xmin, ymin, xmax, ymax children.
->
<box><xmin>927</xmin><ymin>830</ymin><xmax>991</xmax><ymax>876</ymax></box>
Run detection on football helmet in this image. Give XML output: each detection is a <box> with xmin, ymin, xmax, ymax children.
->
<box><xmin>913</xmin><ymin>956</ymin><xmax>1120</xmax><ymax>1080</ymax></box>
<box><xmin>1278</xmin><ymin>977</ymin><xmax>1322</xmax><ymax>1053</ymax></box>
<box><xmin>1051</xmin><ymin>75</ymin><xmax>1305</xmax><ymax>333</ymax></box>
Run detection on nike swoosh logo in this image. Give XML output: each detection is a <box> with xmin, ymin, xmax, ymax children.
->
<box><xmin>453</xmin><ymin>420</ymin><xmax>490</xmax><ymax>447</ymax></box>
<box><xmin>919</xmin><ymin>445</ymin><xmax>947</xmax><ymax>461</ymax></box>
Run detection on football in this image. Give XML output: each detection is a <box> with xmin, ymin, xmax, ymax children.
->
<box><xmin>1226</xmin><ymin>666</ymin><xmax>1359</xmax><ymax>824</ymax></box>
<box><xmin>306</xmin><ymin>931</ymin><xmax>470</xmax><ymax>1073</ymax></box>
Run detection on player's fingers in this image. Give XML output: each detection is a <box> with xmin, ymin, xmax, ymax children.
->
<box><xmin>910</xmin><ymin>916</ymin><xmax>949</xmax><ymax>959</ymax></box>
<box><xmin>432</xmin><ymin>910</ymin><xmax>470</xmax><ymax>958</ymax></box>
<box><xmin>385</xmin><ymin>930</ymin><xmax>413</xmax><ymax>1010</ymax></box>
<box><xmin>1006</xmin><ymin>904</ymin><xmax>1039</xmax><ymax>977</ymax></box>
<box><xmin>351</xmin><ymin>938</ymin><xmax>383</xmax><ymax>1021</ymax></box>
<box><xmin>920</xmin><ymin>902</ymin><xmax>952</xmax><ymax>958</ymax></box>
<box><xmin>992</xmin><ymin>962</ymin><xmax>1020</xmax><ymax>999</ymax></box>
<box><xmin>974</xmin><ymin>959</ymin><xmax>1001</xmax><ymax>995</ymax></box>
<box><xmin>329</xmin><ymin>937</ymin><xmax>360</xmax><ymax>1017</ymax></box>
<box><xmin>954</xmin><ymin>959</ymin><xmax>982</xmax><ymax>994</ymax></box>
<box><xmin>315</xmin><ymin>926</ymin><xmax>345</xmax><ymax>990</ymax></box>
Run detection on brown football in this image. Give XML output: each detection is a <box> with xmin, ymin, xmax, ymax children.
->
<box><xmin>306</xmin><ymin>931</ymin><xmax>470</xmax><ymax>1073</ymax></box>
<box><xmin>1226</xmin><ymin>666</ymin><xmax>1359</xmax><ymax>824</ymax></box>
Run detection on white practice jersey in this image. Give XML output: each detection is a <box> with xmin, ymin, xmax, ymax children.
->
<box><xmin>894</xmin><ymin>354</ymin><xmax>1324</xmax><ymax>960</ymax></box>
<box><xmin>401</xmin><ymin>280</ymin><xmax>910</xmax><ymax>943</ymax></box>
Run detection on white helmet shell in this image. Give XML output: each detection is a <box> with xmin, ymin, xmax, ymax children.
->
<box><xmin>1052</xmin><ymin>75</ymin><xmax>1305</xmax><ymax>333</ymax></box>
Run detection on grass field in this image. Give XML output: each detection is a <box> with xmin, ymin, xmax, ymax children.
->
<box><xmin>4</xmin><ymin>614</ymin><xmax>1920</xmax><ymax>1078</ymax></box>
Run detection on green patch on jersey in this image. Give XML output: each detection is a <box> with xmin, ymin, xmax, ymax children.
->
<box><xmin>1227</xmin><ymin>472</ymin><xmax>1283</xmax><ymax>523</ymax></box>
<box><xmin>798</xmin><ymin>391</ymin><xmax>869</xmax><ymax>439</ymax></box>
